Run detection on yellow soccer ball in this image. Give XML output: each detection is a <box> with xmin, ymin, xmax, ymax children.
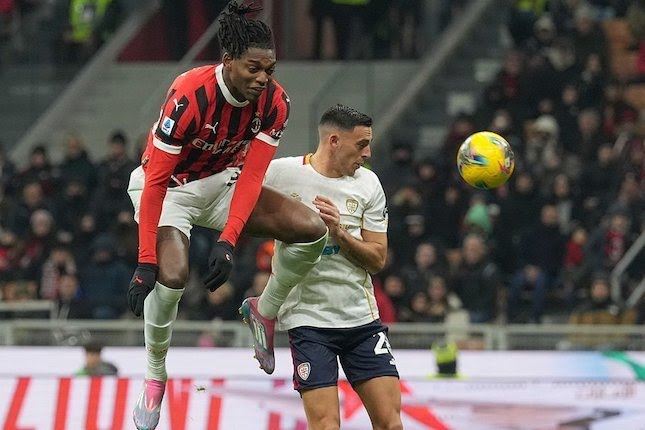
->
<box><xmin>457</xmin><ymin>131</ymin><xmax>515</xmax><ymax>189</ymax></box>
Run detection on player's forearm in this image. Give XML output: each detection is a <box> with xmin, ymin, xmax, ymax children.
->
<box><xmin>220</xmin><ymin>140</ymin><xmax>277</xmax><ymax>245</ymax></box>
<box><xmin>334</xmin><ymin>229</ymin><xmax>386</xmax><ymax>274</ymax></box>
<box><xmin>138</xmin><ymin>146</ymin><xmax>178</xmax><ymax>264</ymax></box>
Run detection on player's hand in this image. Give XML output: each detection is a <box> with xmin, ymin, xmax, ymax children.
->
<box><xmin>204</xmin><ymin>240</ymin><xmax>235</xmax><ymax>292</ymax></box>
<box><xmin>314</xmin><ymin>195</ymin><xmax>341</xmax><ymax>237</ymax></box>
<box><xmin>128</xmin><ymin>263</ymin><xmax>158</xmax><ymax>317</ymax></box>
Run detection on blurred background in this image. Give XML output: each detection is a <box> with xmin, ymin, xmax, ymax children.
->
<box><xmin>0</xmin><ymin>0</ymin><xmax>644</xmax><ymax>427</ymax></box>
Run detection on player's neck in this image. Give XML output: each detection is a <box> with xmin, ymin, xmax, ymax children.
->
<box><xmin>309</xmin><ymin>152</ymin><xmax>342</xmax><ymax>178</ymax></box>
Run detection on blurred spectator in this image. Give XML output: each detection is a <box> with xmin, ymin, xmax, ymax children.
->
<box><xmin>110</xmin><ymin>209</ymin><xmax>138</xmax><ymax>266</ymax></box>
<box><xmin>0</xmin><ymin>277</ymin><xmax>45</xmax><ymax>318</ymax></box>
<box><xmin>55</xmin><ymin>272</ymin><xmax>91</xmax><ymax>319</ymax></box>
<box><xmin>379</xmin><ymin>140</ymin><xmax>416</xmax><ymax>198</ymax></box>
<box><xmin>59</xmin><ymin>0</ymin><xmax>122</xmax><ymax>63</ymax></box>
<box><xmin>426</xmin><ymin>273</ymin><xmax>464</xmax><ymax>323</ymax></box>
<box><xmin>401</xmin><ymin>242</ymin><xmax>447</xmax><ymax>296</ymax></box>
<box><xmin>39</xmin><ymin>243</ymin><xmax>77</xmax><ymax>300</ymax></box>
<box><xmin>255</xmin><ymin>239</ymin><xmax>274</xmax><ymax>273</ymax></box>
<box><xmin>495</xmin><ymin>171</ymin><xmax>544</xmax><ymax>274</ymax></box>
<box><xmin>15</xmin><ymin>145</ymin><xmax>57</xmax><ymax>196</ymax></box>
<box><xmin>524</xmin><ymin>115</ymin><xmax>561</xmax><ymax>182</ymax></box>
<box><xmin>574</xmin><ymin>107</ymin><xmax>605</xmax><ymax>163</ymax></box>
<box><xmin>188</xmin><ymin>281</ymin><xmax>237</xmax><ymax>321</ymax></box>
<box><xmin>555</xmin><ymin>82</ymin><xmax>582</xmax><ymax>148</ymax></box>
<box><xmin>546</xmin><ymin>173</ymin><xmax>581</xmax><ymax>234</ymax></box>
<box><xmin>309</xmin><ymin>0</ymin><xmax>334</xmax><ymax>60</ymax></box>
<box><xmin>79</xmin><ymin>234</ymin><xmax>129</xmax><ymax>319</ymax></box>
<box><xmin>5</xmin><ymin>181</ymin><xmax>53</xmax><ymax>237</ymax></box>
<box><xmin>451</xmin><ymin>233</ymin><xmax>501</xmax><ymax>323</ymax></box>
<box><xmin>463</xmin><ymin>194</ymin><xmax>493</xmax><ymax>238</ymax></box>
<box><xmin>382</xmin><ymin>273</ymin><xmax>410</xmax><ymax>320</ymax></box>
<box><xmin>507</xmin><ymin>203</ymin><xmax>566</xmax><ymax>323</ymax></box>
<box><xmin>426</xmin><ymin>182</ymin><xmax>468</xmax><ymax>249</ymax></box>
<box><xmin>570</xmin><ymin>4</ymin><xmax>609</xmax><ymax>70</ymax></box>
<box><xmin>0</xmin><ymin>144</ymin><xmax>16</xmax><ymax>199</ymax></box>
<box><xmin>431</xmin><ymin>340</ymin><xmax>460</xmax><ymax>378</ymax></box>
<box><xmin>92</xmin><ymin>130</ymin><xmax>137</xmax><ymax>231</ymax></box>
<box><xmin>599</xmin><ymin>81</ymin><xmax>638</xmax><ymax>141</ymax></box>
<box><xmin>71</xmin><ymin>213</ymin><xmax>98</xmax><ymax>267</ymax></box>
<box><xmin>58</xmin><ymin>133</ymin><xmax>97</xmax><ymax>192</ymax></box>
<box><xmin>481</xmin><ymin>50</ymin><xmax>525</xmax><ymax>120</ymax></box>
<box><xmin>577</xmin><ymin>52</ymin><xmax>607</xmax><ymax>108</ymax></box>
<box><xmin>586</xmin><ymin>206</ymin><xmax>634</xmax><ymax>272</ymax></box>
<box><xmin>53</xmin><ymin>179</ymin><xmax>91</xmax><ymax>237</ymax></box>
<box><xmin>0</xmin><ymin>230</ymin><xmax>19</xmax><ymax>280</ymax></box>
<box><xmin>507</xmin><ymin>0</ymin><xmax>550</xmax><ymax>48</ymax></box>
<box><xmin>526</xmin><ymin>14</ymin><xmax>558</xmax><ymax>57</ymax></box>
<box><xmin>242</xmin><ymin>270</ymin><xmax>270</xmax><ymax>300</ymax></box>
<box><xmin>567</xmin><ymin>274</ymin><xmax>636</xmax><ymax>349</ymax></box>
<box><xmin>579</xmin><ymin>143</ymin><xmax>621</xmax><ymax>227</ymax></box>
<box><xmin>17</xmin><ymin>209</ymin><xmax>57</xmax><ymax>280</ymax></box>
<box><xmin>75</xmin><ymin>342</ymin><xmax>118</xmax><ymax>376</ymax></box>
<box><xmin>440</xmin><ymin>113</ymin><xmax>476</xmax><ymax>170</ymax></box>
<box><xmin>404</xmin><ymin>291</ymin><xmax>433</xmax><ymax>322</ymax></box>
<box><xmin>561</xmin><ymin>223</ymin><xmax>591</xmax><ymax>305</ymax></box>
<box><xmin>373</xmin><ymin>276</ymin><xmax>397</xmax><ymax>323</ymax></box>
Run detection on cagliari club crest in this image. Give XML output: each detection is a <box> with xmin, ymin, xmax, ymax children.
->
<box><xmin>346</xmin><ymin>199</ymin><xmax>358</xmax><ymax>214</ymax></box>
<box><xmin>297</xmin><ymin>362</ymin><xmax>311</xmax><ymax>381</ymax></box>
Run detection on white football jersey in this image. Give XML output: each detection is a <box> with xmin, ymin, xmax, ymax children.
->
<box><xmin>264</xmin><ymin>155</ymin><xmax>388</xmax><ymax>330</ymax></box>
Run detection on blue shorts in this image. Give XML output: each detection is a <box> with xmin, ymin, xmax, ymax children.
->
<box><xmin>287</xmin><ymin>320</ymin><xmax>399</xmax><ymax>392</ymax></box>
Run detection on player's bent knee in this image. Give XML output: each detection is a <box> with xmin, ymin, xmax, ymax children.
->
<box><xmin>158</xmin><ymin>269</ymin><xmax>189</xmax><ymax>290</ymax></box>
<box><xmin>293</xmin><ymin>210</ymin><xmax>327</xmax><ymax>243</ymax></box>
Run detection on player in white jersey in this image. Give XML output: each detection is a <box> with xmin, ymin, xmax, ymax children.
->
<box><xmin>242</xmin><ymin>104</ymin><xmax>402</xmax><ymax>430</ymax></box>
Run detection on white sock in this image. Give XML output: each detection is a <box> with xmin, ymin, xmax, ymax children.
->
<box><xmin>143</xmin><ymin>282</ymin><xmax>184</xmax><ymax>381</ymax></box>
<box><xmin>257</xmin><ymin>230</ymin><xmax>328</xmax><ymax>319</ymax></box>
<box><xmin>257</xmin><ymin>274</ymin><xmax>290</xmax><ymax>319</ymax></box>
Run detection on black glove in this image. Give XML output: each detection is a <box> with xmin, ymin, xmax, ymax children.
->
<box><xmin>204</xmin><ymin>240</ymin><xmax>235</xmax><ymax>292</ymax></box>
<box><xmin>128</xmin><ymin>263</ymin><xmax>158</xmax><ymax>317</ymax></box>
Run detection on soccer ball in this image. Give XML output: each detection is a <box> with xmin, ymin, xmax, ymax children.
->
<box><xmin>457</xmin><ymin>131</ymin><xmax>515</xmax><ymax>189</ymax></box>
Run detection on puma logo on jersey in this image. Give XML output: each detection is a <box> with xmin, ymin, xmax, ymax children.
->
<box><xmin>173</xmin><ymin>98</ymin><xmax>184</xmax><ymax>111</ymax></box>
<box><xmin>204</xmin><ymin>122</ymin><xmax>218</xmax><ymax>134</ymax></box>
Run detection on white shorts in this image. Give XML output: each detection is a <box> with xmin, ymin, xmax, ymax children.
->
<box><xmin>127</xmin><ymin>166</ymin><xmax>240</xmax><ymax>239</ymax></box>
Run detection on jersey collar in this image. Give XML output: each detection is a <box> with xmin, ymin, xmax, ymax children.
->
<box><xmin>215</xmin><ymin>64</ymin><xmax>249</xmax><ymax>108</ymax></box>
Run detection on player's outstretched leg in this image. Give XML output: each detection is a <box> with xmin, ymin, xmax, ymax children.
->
<box><xmin>133</xmin><ymin>379</ymin><xmax>166</xmax><ymax>430</ymax></box>
<box><xmin>240</xmin><ymin>296</ymin><xmax>276</xmax><ymax>374</ymax></box>
<box><xmin>133</xmin><ymin>283</ymin><xmax>183</xmax><ymax>429</ymax></box>
<box><xmin>240</xmin><ymin>232</ymin><xmax>327</xmax><ymax>373</ymax></box>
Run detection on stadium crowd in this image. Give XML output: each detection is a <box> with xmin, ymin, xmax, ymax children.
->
<box><xmin>0</xmin><ymin>0</ymin><xmax>643</xmax><ymax>331</ymax></box>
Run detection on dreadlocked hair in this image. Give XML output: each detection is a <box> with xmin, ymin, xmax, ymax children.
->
<box><xmin>217</xmin><ymin>1</ymin><xmax>274</xmax><ymax>59</ymax></box>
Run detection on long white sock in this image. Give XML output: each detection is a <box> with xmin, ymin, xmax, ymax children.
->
<box><xmin>143</xmin><ymin>282</ymin><xmax>184</xmax><ymax>381</ymax></box>
<box><xmin>257</xmin><ymin>230</ymin><xmax>328</xmax><ymax>318</ymax></box>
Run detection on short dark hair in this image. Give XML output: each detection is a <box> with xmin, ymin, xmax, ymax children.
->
<box><xmin>217</xmin><ymin>1</ymin><xmax>274</xmax><ymax>59</ymax></box>
<box><xmin>319</xmin><ymin>104</ymin><xmax>372</xmax><ymax>130</ymax></box>
<box><xmin>83</xmin><ymin>342</ymin><xmax>103</xmax><ymax>354</ymax></box>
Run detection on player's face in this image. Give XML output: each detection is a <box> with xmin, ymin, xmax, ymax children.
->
<box><xmin>335</xmin><ymin>125</ymin><xmax>372</xmax><ymax>176</ymax></box>
<box><xmin>224</xmin><ymin>47</ymin><xmax>276</xmax><ymax>103</ymax></box>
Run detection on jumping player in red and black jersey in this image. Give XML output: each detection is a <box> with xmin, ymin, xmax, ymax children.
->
<box><xmin>127</xmin><ymin>3</ymin><xmax>328</xmax><ymax>429</ymax></box>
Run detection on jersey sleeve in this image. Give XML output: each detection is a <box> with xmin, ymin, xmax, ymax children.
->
<box><xmin>137</xmin><ymin>145</ymin><xmax>180</xmax><ymax>264</ymax></box>
<box><xmin>255</xmin><ymin>85</ymin><xmax>290</xmax><ymax>147</ymax></box>
<box><xmin>152</xmin><ymin>75</ymin><xmax>200</xmax><ymax>151</ymax></box>
<box><xmin>362</xmin><ymin>174</ymin><xmax>389</xmax><ymax>233</ymax></box>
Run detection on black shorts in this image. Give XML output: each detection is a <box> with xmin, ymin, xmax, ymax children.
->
<box><xmin>287</xmin><ymin>320</ymin><xmax>399</xmax><ymax>392</ymax></box>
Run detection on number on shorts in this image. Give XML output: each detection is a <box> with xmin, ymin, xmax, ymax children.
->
<box><xmin>373</xmin><ymin>331</ymin><xmax>393</xmax><ymax>355</ymax></box>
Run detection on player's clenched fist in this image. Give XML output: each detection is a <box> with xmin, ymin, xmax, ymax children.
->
<box><xmin>204</xmin><ymin>240</ymin><xmax>235</xmax><ymax>292</ymax></box>
<box><xmin>128</xmin><ymin>263</ymin><xmax>158</xmax><ymax>316</ymax></box>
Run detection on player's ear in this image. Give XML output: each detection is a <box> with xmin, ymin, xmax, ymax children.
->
<box><xmin>329</xmin><ymin>134</ymin><xmax>340</xmax><ymax>148</ymax></box>
<box><xmin>222</xmin><ymin>52</ymin><xmax>233</xmax><ymax>69</ymax></box>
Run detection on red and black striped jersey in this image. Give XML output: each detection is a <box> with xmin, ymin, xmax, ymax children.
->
<box><xmin>142</xmin><ymin>63</ymin><xmax>290</xmax><ymax>186</ymax></box>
